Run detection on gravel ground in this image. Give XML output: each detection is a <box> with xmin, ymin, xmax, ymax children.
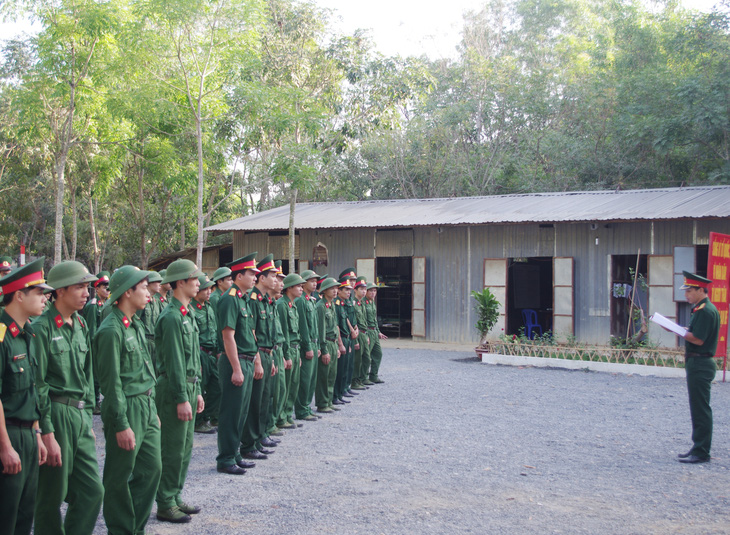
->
<box><xmin>85</xmin><ymin>347</ymin><xmax>730</xmax><ymax>535</ymax></box>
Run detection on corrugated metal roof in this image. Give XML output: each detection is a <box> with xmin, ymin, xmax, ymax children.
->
<box><xmin>206</xmin><ymin>186</ymin><xmax>730</xmax><ymax>232</ymax></box>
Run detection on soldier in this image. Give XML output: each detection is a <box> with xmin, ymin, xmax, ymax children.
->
<box><xmin>95</xmin><ymin>266</ymin><xmax>161</xmax><ymax>535</ymax></box>
<box><xmin>215</xmin><ymin>253</ymin><xmax>259</xmax><ymax>475</ymax></box>
<box><xmin>82</xmin><ymin>271</ymin><xmax>110</xmax><ymax>414</ymax></box>
<box><xmin>676</xmin><ymin>271</ymin><xmax>721</xmax><ymax>464</ymax></box>
<box><xmin>138</xmin><ymin>271</ymin><xmax>164</xmax><ymax>372</ymax></box>
<box><xmin>0</xmin><ymin>258</ymin><xmax>50</xmax><ymax>535</ymax></box>
<box><xmin>34</xmin><ymin>261</ymin><xmax>103</xmax><ymax>535</ymax></box>
<box><xmin>333</xmin><ymin>278</ymin><xmax>357</xmax><ymax>407</ymax></box>
<box><xmin>276</xmin><ymin>272</ymin><xmax>306</xmax><ymax>429</ymax></box>
<box><xmin>192</xmin><ymin>274</ymin><xmax>221</xmax><ymax>434</ymax></box>
<box><xmin>365</xmin><ymin>283</ymin><xmax>387</xmax><ymax>384</ymax></box>
<box><xmin>155</xmin><ymin>259</ymin><xmax>204</xmax><ymax>523</ymax></box>
<box><xmin>266</xmin><ymin>263</ymin><xmax>288</xmax><ymax>437</ymax></box>
<box><xmin>351</xmin><ymin>276</ymin><xmax>372</xmax><ymax>390</ymax></box>
<box><xmin>339</xmin><ymin>269</ymin><xmax>359</xmax><ymax>395</ymax></box>
<box><xmin>241</xmin><ymin>255</ymin><xmax>278</xmax><ymax>460</ymax></box>
<box><xmin>294</xmin><ymin>270</ymin><xmax>320</xmax><ymax>422</ymax></box>
<box><xmin>315</xmin><ymin>278</ymin><xmax>344</xmax><ymax>413</ymax></box>
<box><xmin>209</xmin><ymin>267</ymin><xmax>232</xmax><ymax>310</ymax></box>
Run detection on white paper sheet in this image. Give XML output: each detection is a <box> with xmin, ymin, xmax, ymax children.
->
<box><xmin>650</xmin><ymin>313</ymin><xmax>687</xmax><ymax>337</ymax></box>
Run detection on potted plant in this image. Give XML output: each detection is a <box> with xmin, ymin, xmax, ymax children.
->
<box><xmin>471</xmin><ymin>287</ymin><xmax>500</xmax><ymax>352</ymax></box>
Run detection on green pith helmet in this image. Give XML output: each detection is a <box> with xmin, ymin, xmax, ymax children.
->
<box><xmin>300</xmin><ymin>269</ymin><xmax>319</xmax><ymax>281</ymax></box>
<box><xmin>197</xmin><ymin>274</ymin><xmax>215</xmax><ymax>290</ymax></box>
<box><xmin>0</xmin><ymin>256</ymin><xmax>13</xmax><ymax>273</ymax></box>
<box><xmin>147</xmin><ymin>271</ymin><xmax>163</xmax><ymax>283</ymax></box>
<box><xmin>161</xmin><ymin>259</ymin><xmax>203</xmax><ymax>284</ymax></box>
<box><xmin>319</xmin><ymin>277</ymin><xmax>339</xmax><ymax>292</ymax></box>
<box><xmin>0</xmin><ymin>257</ymin><xmax>53</xmax><ymax>294</ymax></box>
<box><xmin>283</xmin><ymin>273</ymin><xmax>306</xmax><ymax>290</ymax></box>
<box><xmin>47</xmin><ymin>261</ymin><xmax>98</xmax><ymax>290</ymax></box>
<box><xmin>365</xmin><ymin>282</ymin><xmax>377</xmax><ymax>290</ymax></box>
<box><xmin>105</xmin><ymin>266</ymin><xmax>151</xmax><ymax>308</ymax></box>
<box><xmin>212</xmin><ymin>266</ymin><xmax>232</xmax><ymax>282</ymax></box>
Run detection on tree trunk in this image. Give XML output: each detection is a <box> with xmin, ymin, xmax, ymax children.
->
<box><xmin>70</xmin><ymin>189</ymin><xmax>78</xmax><ymax>260</ymax></box>
<box><xmin>196</xmin><ymin>115</ymin><xmax>205</xmax><ymax>268</ymax></box>
<box><xmin>89</xmin><ymin>195</ymin><xmax>99</xmax><ymax>272</ymax></box>
<box><xmin>138</xmin><ymin>159</ymin><xmax>148</xmax><ymax>269</ymax></box>
<box><xmin>180</xmin><ymin>214</ymin><xmax>186</xmax><ymax>251</ymax></box>
<box><xmin>53</xmin><ymin>154</ymin><xmax>67</xmax><ymax>264</ymax></box>
<box><xmin>288</xmin><ymin>187</ymin><xmax>297</xmax><ymax>274</ymax></box>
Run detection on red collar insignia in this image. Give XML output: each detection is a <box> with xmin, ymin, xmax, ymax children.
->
<box><xmin>196</xmin><ymin>302</ymin><xmax>203</xmax><ymax>309</ymax></box>
<box><xmin>122</xmin><ymin>316</ymin><xmax>131</xmax><ymax>328</ymax></box>
<box><xmin>97</xmin><ymin>300</ymin><xmax>103</xmax><ymax>307</ymax></box>
<box><xmin>257</xmin><ymin>293</ymin><xmax>263</xmax><ymax>301</ymax></box>
<box><xmin>9</xmin><ymin>322</ymin><xmax>19</xmax><ymax>337</ymax></box>
<box><xmin>288</xmin><ymin>301</ymin><xmax>293</xmax><ymax>308</ymax></box>
<box><xmin>325</xmin><ymin>303</ymin><xmax>330</xmax><ymax>308</ymax></box>
<box><xmin>160</xmin><ymin>296</ymin><xmax>166</xmax><ymax>302</ymax></box>
<box><xmin>180</xmin><ymin>305</ymin><xmax>188</xmax><ymax>316</ymax></box>
<box><xmin>54</xmin><ymin>314</ymin><xmax>64</xmax><ymax>328</ymax></box>
<box><xmin>237</xmin><ymin>290</ymin><xmax>243</xmax><ymax>298</ymax></box>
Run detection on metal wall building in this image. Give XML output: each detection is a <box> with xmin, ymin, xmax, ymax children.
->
<box><xmin>207</xmin><ymin>186</ymin><xmax>730</xmax><ymax>347</ymax></box>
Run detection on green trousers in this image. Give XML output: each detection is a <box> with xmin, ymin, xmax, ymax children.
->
<box><xmin>267</xmin><ymin>347</ymin><xmax>286</xmax><ymax>434</ymax></box>
<box><xmin>316</xmin><ymin>340</ymin><xmax>339</xmax><ymax>409</ymax></box>
<box><xmin>280</xmin><ymin>345</ymin><xmax>301</xmax><ymax>426</ymax></box>
<box><xmin>241</xmin><ymin>352</ymin><xmax>274</xmax><ymax>453</ymax></box>
<box><xmin>216</xmin><ymin>357</ymin><xmax>254</xmax><ymax>469</ymax></box>
<box><xmin>0</xmin><ymin>425</ymin><xmax>38</xmax><ymax>535</ymax></box>
<box><xmin>685</xmin><ymin>356</ymin><xmax>717</xmax><ymax>458</ymax></box>
<box><xmin>102</xmin><ymin>394</ymin><xmax>161</xmax><ymax>535</ymax></box>
<box><xmin>35</xmin><ymin>403</ymin><xmax>103</xmax><ymax>535</ymax></box>
<box><xmin>334</xmin><ymin>337</ymin><xmax>352</xmax><ymax>400</ymax></box>
<box><xmin>368</xmin><ymin>330</ymin><xmax>383</xmax><ymax>381</ymax></box>
<box><xmin>295</xmin><ymin>347</ymin><xmax>317</xmax><ymax>419</ymax></box>
<box><xmin>353</xmin><ymin>331</ymin><xmax>371</xmax><ymax>384</ymax></box>
<box><xmin>196</xmin><ymin>349</ymin><xmax>221</xmax><ymax>425</ymax></box>
<box><xmin>156</xmin><ymin>378</ymin><xmax>196</xmax><ymax>510</ymax></box>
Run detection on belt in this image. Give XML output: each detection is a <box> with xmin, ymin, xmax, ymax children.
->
<box><xmin>159</xmin><ymin>373</ymin><xmax>200</xmax><ymax>384</ymax></box>
<box><xmin>367</xmin><ymin>326</ymin><xmax>377</xmax><ymax>331</ymax></box>
<box><xmin>686</xmin><ymin>352</ymin><xmax>713</xmax><ymax>358</ymax></box>
<box><xmin>50</xmin><ymin>395</ymin><xmax>85</xmax><ymax>410</ymax></box>
<box><xmin>5</xmin><ymin>418</ymin><xmax>34</xmax><ymax>428</ymax></box>
<box><xmin>145</xmin><ymin>334</ymin><xmax>155</xmax><ymax>340</ymax></box>
<box><xmin>259</xmin><ymin>347</ymin><xmax>273</xmax><ymax>354</ymax></box>
<box><xmin>237</xmin><ymin>353</ymin><xmax>256</xmax><ymax>362</ymax></box>
<box><xmin>290</xmin><ymin>342</ymin><xmax>300</xmax><ymax>349</ymax></box>
<box><xmin>130</xmin><ymin>388</ymin><xmax>153</xmax><ymax>398</ymax></box>
<box><xmin>200</xmin><ymin>347</ymin><xmax>216</xmax><ymax>356</ymax></box>
<box><xmin>325</xmin><ymin>336</ymin><xmax>337</xmax><ymax>342</ymax></box>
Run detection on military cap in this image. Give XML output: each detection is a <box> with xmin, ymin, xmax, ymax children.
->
<box><xmin>212</xmin><ymin>266</ymin><xmax>232</xmax><ymax>282</ymax></box>
<box><xmin>227</xmin><ymin>253</ymin><xmax>260</xmax><ymax>274</ymax></box>
<box><xmin>47</xmin><ymin>261</ymin><xmax>98</xmax><ymax>290</ymax></box>
<box><xmin>93</xmin><ymin>270</ymin><xmax>111</xmax><ymax>287</ymax></box>
<box><xmin>197</xmin><ymin>274</ymin><xmax>215</xmax><ymax>290</ymax></box>
<box><xmin>105</xmin><ymin>265</ymin><xmax>151</xmax><ymax>308</ymax></box>
<box><xmin>365</xmin><ymin>282</ymin><xmax>377</xmax><ymax>290</ymax></box>
<box><xmin>0</xmin><ymin>256</ymin><xmax>13</xmax><ymax>273</ymax></box>
<box><xmin>257</xmin><ymin>254</ymin><xmax>276</xmax><ymax>273</ymax></box>
<box><xmin>162</xmin><ymin>259</ymin><xmax>203</xmax><ymax>284</ymax></box>
<box><xmin>317</xmin><ymin>273</ymin><xmax>329</xmax><ymax>285</ymax></box>
<box><xmin>274</xmin><ymin>260</ymin><xmax>285</xmax><ymax>278</ymax></box>
<box><xmin>680</xmin><ymin>270</ymin><xmax>712</xmax><ymax>290</ymax></box>
<box><xmin>354</xmin><ymin>276</ymin><xmax>367</xmax><ymax>288</ymax></box>
<box><xmin>338</xmin><ymin>268</ymin><xmax>356</xmax><ymax>280</ymax></box>
<box><xmin>319</xmin><ymin>277</ymin><xmax>339</xmax><ymax>292</ymax></box>
<box><xmin>338</xmin><ymin>275</ymin><xmax>353</xmax><ymax>288</ymax></box>
<box><xmin>147</xmin><ymin>271</ymin><xmax>163</xmax><ymax>283</ymax></box>
<box><xmin>283</xmin><ymin>273</ymin><xmax>306</xmax><ymax>290</ymax></box>
<box><xmin>0</xmin><ymin>257</ymin><xmax>52</xmax><ymax>294</ymax></box>
<box><xmin>300</xmin><ymin>269</ymin><xmax>319</xmax><ymax>281</ymax></box>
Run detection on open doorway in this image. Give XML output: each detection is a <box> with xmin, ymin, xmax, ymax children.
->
<box><xmin>376</xmin><ymin>257</ymin><xmax>412</xmax><ymax>338</ymax></box>
<box><xmin>610</xmin><ymin>254</ymin><xmax>648</xmax><ymax>339</ymax></box>
<box><xmin>506</xmin><ymin>257</ymin><xmax>553</xmax><ymax>338</ymax></box>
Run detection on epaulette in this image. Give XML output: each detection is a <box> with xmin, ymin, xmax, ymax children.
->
<box><xmin>229</xmin><ymin>288</ymin><xmax>237</xmax><ymax>296</ymax></box>
<box><xmin>335</xmin><ymin>299</ymin><xmax>340</xmax><ymax>306</ymax></box>
<box><xmin>0</xmin><ymin>323</ymin><xmax>6</xmax><ymax>343</ymax></box>
<box><xmin>693</xmin><ymin>303</ymin><xmax>706</xmax><ymax>312</ymax></box>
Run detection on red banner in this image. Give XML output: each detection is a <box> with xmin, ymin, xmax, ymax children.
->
<box><xmin>708</xmin><ymin>232</ymin><xmax>730</xmax><ymax>361</ymax></box>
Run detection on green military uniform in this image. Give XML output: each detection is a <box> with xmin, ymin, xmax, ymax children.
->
<box><xmin>680</xmin><ymin>271</ymin><xmax>720</xmax><ymax>462</ymax></box>
<box><xmin>334</xmin><ymin>281</ymin><xmax>355</xmax><ymax>402</ymax></box>
<box><xmin>155</xmin><ymin>260</ymin><xmax>203</xmax><ymax>520</ymax></box>
<box><xmin>276</xmin><ymin>273</ymin><xmax>306</xmax><ymax>428</ymax></box>
<box><xmin>191</xmin><ymin>278</ymin><xmax>221</xmax><ymax>431</ymax></box>
<box><xmin>242</xmin><ymin>261</ymin><xmax>277</xmax><ymax>455</ymax></box>
<box><xmin>0</xmin><ymin>258</ymin><xmax>50</xmax><ymax>535</ymax></box>
<box><xmin>95</xmin><ymin>272</ymin><xmax>161</xmax><ymax>535</ymax></box>
<box><xmin>34</xmin><ymin>261</ymin><xmax>103</xmax><ymax>535</ymax></box>
<box><xmin>215</xmin><ymin>255</ymin><xmax>259</xmax><ymax>472</ymax></box>
<box><xmin>209</xmin><ymin>267</ymin><xmax>231</xmax><ymax>311</ymax></box>
<box><xmin>352</xmin><ymin>279</ymin><xmax>372</xmax><ymax>388</ymax></box>
<box><xmin>82</xmin><ymin>271</ymin><xmax>110</xmax><ymax>412</ymax></box>
<box><xmin>315</xmin><ymin>278</ymin><xmax>340</xmax><ymax>411</ymax></box>
<box><xmin>268</xmin><ymin>289</ymin><xmax>287</xmax><ymax>434</ymax></box>
<box><xmin>365</xmin><ymin>284</ymin><xmax>385</xmax><ymax>383</ymax></box>
<box><xmin>294</xmin><ymin>271</ymin><xmax>319</xmax><ymax>420</ymax></box>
